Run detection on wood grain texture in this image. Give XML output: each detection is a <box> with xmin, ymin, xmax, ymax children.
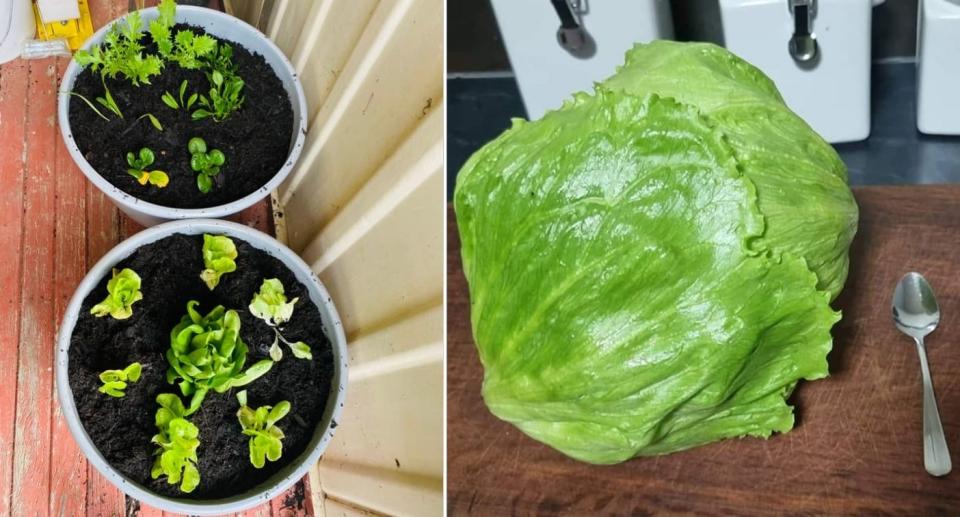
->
<box><xmin>11</xmin><ymin>56</ymin><xmax>59</xmax><ymax>516</ymax></box>
<box><xmin>49</xmin><ymin>55</ymin><xmax>91</xmax><ymax>517</ymax></box>
<box><xmin>0</xmin><ymin>57</ymin><xmax>29</xmax><ymax>516</ymax></box>
<box><xmin>447</xmin><ymin>187</ymin><xmax>960</xmax><ymax>515</ymax></box>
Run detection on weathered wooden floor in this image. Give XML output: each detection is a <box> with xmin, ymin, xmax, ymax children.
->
<box><xmin>0</xmin><ymin>0</ymin><xmax>311</xmax><ymax>515</ymax></box>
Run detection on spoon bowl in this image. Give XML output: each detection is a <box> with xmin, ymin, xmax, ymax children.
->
<box><xmin>893</xmin><ymin>272</ymin><xmax>941</xmax><ymax>340</ymax></box>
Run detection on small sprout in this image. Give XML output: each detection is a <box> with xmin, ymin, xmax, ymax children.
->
<box><xmin>160</xmin><ymin>91</ymin><xmax>179</xmax><ymax>109</ymax></box>
<box><xmin>192</xmin><ymin>70</ymin><xmax>244</xmax><ymax>122</ymax></box>
<box><xmin>98</xmin><ymin>362</ymin><xmax>142</xmax><ymax>397</ymax></box>
<box><xmin>167</xmin><ymin>301</ymin><xmax>273</xmax><ymax>415</ymax></box>
<box><xmin>200</xmin><ymin>234</ymin><xmax>237</xmax><ymax>290</ymax></box>
<box><xmin>150</xmin><ymin>393</ymin><xmax>201</xmax><ymax>493</ymax></box>
<box><xmin>65</xmin><ymin>91</ymin><xmax>110</xmax><ymax>122</ymax></box>
<box><xmin>126</xmin><ymin>147</ymin><xmax>168</xmax><ymax>188</ymax></box>
<box><xmin>187</xmin><ymin>137</ymin><xmax>226</xmax><ymax>194</ymax></box>
<box><xmin>90</xmin><ymin>268</ymin><xmax>143</xmax><ymax>319</ymax></box>
<box><xmin>67</xmin><ymin>79</ymin><xmax>122</xmax><ymax>121</ymax></box>
<box><xmin>137</xmin><ymin>113</ymin><xmax>164</xmax><ymax>132</ymax></box>
<box><xmin>250</xmin><ymin>278</ymin><xmax>312</xmax><ymax>361</ymax></box>
<box><xmin>235</xmin><ymin>390</ymin><xmax>290</xmax><ymax>468</ymax></box>
<box><xmin>161</xmin><ymin>80</ymin><xmax>199</xmax><ymax>110</ymax></box>
<box><xmin>96</xmin><ymin>79</ymin><xmax>123</xmax><ymax>119</ymax></box>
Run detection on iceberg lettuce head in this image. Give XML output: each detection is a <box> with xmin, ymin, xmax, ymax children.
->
<box><xmin>454</xmin><ymin>41</ymin><xmax>858</xmax><ymax>463</ymax></box>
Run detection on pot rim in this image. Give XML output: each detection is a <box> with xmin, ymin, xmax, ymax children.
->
<box><xmin>56</xmin><ymin>5</ymin><xmax>308</xmax><ymax>222</ymax></box>
<box><xmin>55</xmin><ymin>219</ymin><xmax>348</xmax><ymax>515</ymax></box>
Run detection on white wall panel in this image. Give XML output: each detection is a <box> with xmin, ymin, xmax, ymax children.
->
<box><xmin>236</xmin><ymin>1</ymin><xmax>445</xmax><ymax>515</ymax></box>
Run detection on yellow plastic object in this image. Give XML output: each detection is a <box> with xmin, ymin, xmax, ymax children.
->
<box><xmin>32</xmin><ymin>0</ymin><xmax>93</xmax><ymax>50</ymax></box>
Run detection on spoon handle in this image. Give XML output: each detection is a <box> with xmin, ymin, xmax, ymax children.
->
<box><xmin>916</xmin><ymin>339</ymin><xmax>952</xmax><ymax>476</ymax></box>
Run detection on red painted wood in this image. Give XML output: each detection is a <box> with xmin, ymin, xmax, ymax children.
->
<box><xmin>136</xmin><ymin>503</ymin><xmax>164</xmax><ymax>517</ymax></box>
<box><xmin>49</xmin><ymin>55</ymin><xmax>91</xmax><ymax>517</ymax></box>
<box><xmin>10</xmin><ymin>56</ymin><xmax>59</xmax><ymax>516</ymax></box>
<box><xmin>0</xmin><ymin>58</ymin><xmax>29</xmax><ymax>516</ymax></box>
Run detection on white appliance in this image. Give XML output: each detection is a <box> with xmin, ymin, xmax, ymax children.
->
<box><xmin>917</xmin><ymin>0</ymin><xmax>960</xmax><ymax>134</ymax></box>
<box><xmin>720</xmin><ymin>0</ymin><xmax>873</xmax><ymax>143</ymax></box>
<box><xmin>489</xmin><ymin>0</ymin><xmax>673</xmax><ymax>120</ymax></box>
<box><xmin>0</xmin><ymin>0</ymin><xmax>35</xmax><ymax>64</ymax></box>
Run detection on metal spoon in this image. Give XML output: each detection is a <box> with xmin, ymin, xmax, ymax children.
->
<box><xmin>892</xmin><ymin>272</ymin><xmax>952</xmax><ymax>476</ymax></box>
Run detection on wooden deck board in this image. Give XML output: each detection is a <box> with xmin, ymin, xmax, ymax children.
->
<box><xmin>0</xmin><ymin>57</ymin><xmax>29</xmax><ymax>516</ymax></box>
<box><xmin>0</xmin><ymin>0</ymin><xmax>306</xmax><ymax>514</ymax></box>
<box><xmin>11</xmin><ymin>56</ymin><xmax>59</xmax><ymax>516</ymax></box>
<box><xmin>49</xmin><ymin>55</ymin><xmax>91</xmax><ymax>517</ymax></box>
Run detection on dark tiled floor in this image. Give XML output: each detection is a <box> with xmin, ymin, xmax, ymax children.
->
<box><xmin>447</xmin><ymin>63</ymin><xmax>960</xmax><ymax>199</ymax></box>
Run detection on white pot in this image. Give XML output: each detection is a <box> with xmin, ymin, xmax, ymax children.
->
<box><xmin>55</xmin><ymin>219</ymin><xmax>347</xmax><ymax>515</ymax></box>
<box><xmin>57</xmin><ymin>6</ymin><xmax>308</xmax><ymax>226</ymax></box>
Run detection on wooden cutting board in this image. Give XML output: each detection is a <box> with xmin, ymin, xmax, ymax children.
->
<box><xmin>447</xmin><ymin>186</ymin><xmax>960</xmax><ymax>515</ymax></box>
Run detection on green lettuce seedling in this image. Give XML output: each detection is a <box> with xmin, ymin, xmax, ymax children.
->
<box><xmin>187</xmin><ymin>137</ymin><xmax>226</xmax><ymax>194</ymax></box>
<box><xmin>126</xmin><ymin>147</ymin><xmax>169</xmax><ymax>188</ymax></box>
<box><xmin>167</xmin><ymin>301</ymin><xmax>273</xmax><ymax>414</ymax></box>
<box><xmin>150</xmin><ymin>393</ymin><xmax>200</xmax><ymax>493</ymax></box>
<box><xmin>200</xmin><ymin>233</ymin><xmax>237</xmax><ymax>289</ymax></box>
<box><xmin>249</xmin><ymin>278</ymin><xmax>312</xmax><ymax>361</ymax></box>
<box><xmin>149</xmin><ymin>0</ymin><xmax>216</xmax><ymax>69</ymax></box>
<box><xmin>203</xmin><ymin>42</ymin><xmax>238</xmax><ymax>79</ymax></box>
<box><xmin>65</xmin><ymin>77</ymin><xmax>123</xmax><ymax>121</ymax></box>
<box><xmin>192</xmin><ymin>70</ymin><xmax>244</xmax><ymax>122</ymax></box>
<box><xmin>75</xmin><ymin>11</ymin><xmax>162</xmax><ymax>86</ymax></box>
<box><xmin>98</xmin><ymin>362</ymin><xmax>142</xmax><ymax>397</ymax></box>
<box><xmin>90</xmin><ymin>268</ymin><xmax>143</xmax><ymax>319</ymax></box>
<box><xmin>161</xmin><ymin>79</ymin><xmax>198</xmax><ymax>111</ymax></box>
<box><xmin>236</xmin><ymin>390</ymin><xmax>290</xmax><ymax>468</ymax></box>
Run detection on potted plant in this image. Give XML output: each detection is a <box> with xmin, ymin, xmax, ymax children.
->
<box><xmin>56</xmin><ymin>219</ymin><xmax>347</xmax><ymax>515</ymax></box>
<box><xmin>57</xmin><ymin>0</ymin><xmax>307</xmax><ymax>226</ymax></box>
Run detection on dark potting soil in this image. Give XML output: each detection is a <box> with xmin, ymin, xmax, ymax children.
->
<box><xmin>67</xmin><ymin>24</ymin><xmax>295</xmax><ymax>209</ymax></box>
<box><xmin>68</xmin><ymin>233</ymin><xmax>334</xmax><ymax>499</ymax></box>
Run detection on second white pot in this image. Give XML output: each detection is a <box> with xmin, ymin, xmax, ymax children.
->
<box><xmin>56</xmin><ymin>219</ymin><xmax>347</xmax><ymax>515</ymax></box>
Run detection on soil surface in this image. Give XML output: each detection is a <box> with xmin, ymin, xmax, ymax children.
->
<box><xmin>68</xmin><ymin>233</ymin><xmax>334</xmax><ymax>499</ymax></box>
<box><xmin>68</xmin><ymin>24</ymin><xmax>295</xmax><ymax>209</ymax></box>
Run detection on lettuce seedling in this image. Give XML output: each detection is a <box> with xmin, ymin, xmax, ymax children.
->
<box><xmin>200</xmin><ymin>233</ymin><xmax>237</xmax><ymax>290</ymax></box>
<box><xmin>192</xmin><ymin>70</ymin><xmax>244</xmax><ymax>122</ymax></box>
<box><xmin>75</xmin><ymin>11</ymin><xmax>162</xmax><ymax>86</ymax></box>
<box><xmin>167</xmin><ymin>301</ymin><xmax>273</xmax><ymax>415</ymax></box>
<box><xmin>203</xmin><ymin>42</ymin><xmax>238</xmax><ymax>80</ymax></box>
<box><xmin>126</xmin><ymin>147</ymin><xmax>169</xmax><ymax>188</ymax></box>
<box><xmin>137</xmin><ymin>113</ymin><xmax>164</xmax><ymax>132</ymax></box>
<box><xmin>65</xmin><ymin>77</ymin><xmax>123</xmax><ymax>121</ymax></box>
<box><xmin>148</xmin><ymin>0</ymin><xmax>176</xmax><ymax>58</ymax></box>
<box><xmin>249</xmin><ymin>279</ymin><xmax>313</xmax><ymax>361</ymax></box>
<box><xmin>149</xmin><ymin>0</ymin><xmax>216</xmax><ymax>69</ymax></box>
<box><xmin>98</xmin><ymin>362</ymin><xmax>142</xmax><ymax>397</ymax></box>
<box><xmin>161</xmin><ymin>79</ymin><xmax>198</xmax><ymax>111</ymax></box>
<box><xmin>236</xmin><ymin>390</ymin><xmax>290</xmax><ymax>468</ymax></box>
<box><xmin>187</xmin><ymin>137</ymin><xmax>226</xmax><ymax>194</ymax></box>
<box><xmin>150</xmin><ymin>393</ymin><xmax>201</xmax><ymax>493</ymax></box>
<box><xmin>90</xmin><ymin>268</ymin><xmax>143</xmax><ymax>319</ymax></box>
